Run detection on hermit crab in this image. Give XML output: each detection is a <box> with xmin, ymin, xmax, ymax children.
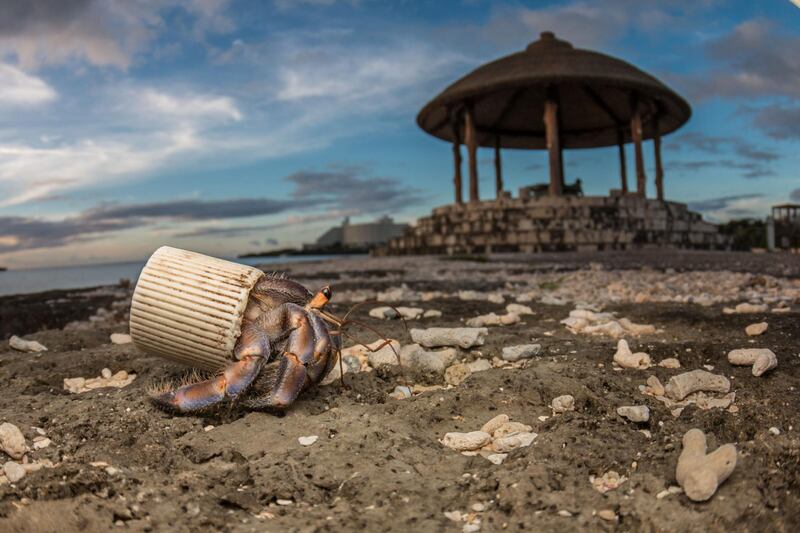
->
<box><xmin>131</xmin><ymin>247</ymin><xmax>398</xmax><ymax>413</ymax></box>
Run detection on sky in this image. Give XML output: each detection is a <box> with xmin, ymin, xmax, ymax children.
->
<box><xmin>0</xmin><ymin>0</ymin><xmax>799</xmax><ymax>268</ymax></box>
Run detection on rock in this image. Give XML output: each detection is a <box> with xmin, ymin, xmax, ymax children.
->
<box><xmin>441</xmin><ymin>431</ymin><xmax>492</xmax><ymax>451</ymax></box>
<box><xmin>410</xmin><ymin>327</ymin><xmax>488</xmax><ymax>349</ymax></box>
<box><xmin>369</xmin><ymin>306</ymin><xmax>394</xmax><ymax>319</ymax></box>
<box><xmin>613</xmin><ymin>339</ymin><xmax>651</xmax><ymax>369</ymax></box>
<box><xmin>659</xmin><ymin>358</ymin><xmax>681</xmax><ymax>369</ymax></box>
<box><xmin>501</xmin><ymin>344</ymin><xmax>541</xmax><ymax>362</ymax></box>
<box><xmin>423</xmin><ymin>309</ymin><xmax>442</xmax><ymax>318</ymax></box>
<box><xmin>110</xmin><ymin>333</ymin><xmax>132</xmax><ymax>345</ymax></box>
<box><xmin>486</xmin><ymin>453</ymin><xmax>507</xmax><ymax>465</ymax></box>
<box><xmin>727</xmin><ymin>348</ymin><xmax>778</xmax><ymax>376</ymax></box>
<box><xmin>617</xmin><ymin>405</ymin><xmax>650</xmax><ymax>423</ymax></box>
<box><xmin>645</xmin><ymin>375</ymin><xmax>665</xmax><ymax>396</ymax></box>
<box><xmin>584</xmin><ymin>321</ymin><xmax>626</xmax><ymax>338</ymax></box>
<box><xmin>665</xmin><ymin>370</ymin><xmax>730</xmax><ymax>401</ymax></box>
<box><xmin>597</xmin><ymin>510</ymin><xmax>617</xmax><ymax>522</ymax></box>
<box><xmin>467</xmin><ymin>312</ymin><xmax>518</xmax><ymax>327</ymax></box>
<box><xmin>32</xmin><ymin>437</ymin><xmax>51</xmax><ymax>450</ymax></box>
<box><xmin>3</xmin><ymin>461</ymin><xmax>25</xmax><ymax>483</ymax></box>
<box><xmin>365</xmin><ymin>340</ymin><xmax>402</xmax><ymax>368</ymax></box>
<box><xmin>0</xmin><ymin>423</ymin><xmax>26</xmax><ymax>459</ymax></box>
<box><xmin>551</xmin><ymin>395</ymin><xmax>575</xmax><ymax>414</ymax></box>
<box><xmin>745</xmin><ymin>322</ymin><xmax>768</xmax><ymax>336</ymax></box>
<box><xmin>402</xmin><ymin>345</ymin><xmax>458</xmax><ymax>374</ymax></box>
<box><xmin>390</xmin><ymin>385</ymin><xmax>412</xmax><ymax>400</ymax></box>
<box><xmin>467</xmin><ymin>359</ymin><xmax>492</xmax><ymax>373</ymax></box>
<box><xmin>445</xmin><ymin>363</ymin><xmax>472</xmax><ymax>386</ymax></box>
<box><xmin>480</xmin><ymin>414</ymin><xmax>509</xmax><ymax>434</ymax></box>
<box><xmin>491</xmin><ymin>432</ymin><xmax>537</xmax><ymax>452</ymax></box>
<box><xmin>734</xmin><ymin>302</ymin><xmax>769</xmax><ymax>314</ymax></box>
<box><xmin>506</xmin><ymin>303</ymin><xmax>534</xmax><ymax>315</ymax></box>
<box><xmin>493</xmin><ymin>422</ymin><xmax>534</xmax><ymax>438</ymax></box>
<box><xmin>9</xmin><ymin>335</ymin><xmax>47</xmax><ymax>353</ymax></box>
<box><xmin>619</xmin><ymin>318</ymin><xmax>656</xmax><ymax>335</ymax></box>
<box><xmin>444</xmin><ymin>511</ymin><xmax>462</xmax><ymax>522</ymax></box>
<box><xmin>63</xmin><ymin>370</ymin><xmax>137</xmax><ymax>393</ymax></box>
<box><xmin>298</xmin><ymin>435</ymin><xmax>318</xmax><ymax>446</ymax></box>
<box><xmin>769</xmin><ymin>427</ymin><xmax>780</xmax><ymax>436</ymax></box>
<box><xmin>590</xmin><ymin>470</ymin><xmax>627</xmax><ymax>493</ymax></box>
<box><xmin>676</xmin><ymin>428</ymin><xmax>737</xmax><ymax>502</ymax></box>
<box><xmin>101</xmin><ymin>368</ymin><xmax>113</xmax><ymax>379</ymax></box>
<box><xmin>63</xmin><ymin>377</ymin><xmax>86</xmax><ymax>394</ymax></box>
<box><xmin>471</xmin><ymin>503</ymin><xmax>485</xmax><ymax>512</ymax></box>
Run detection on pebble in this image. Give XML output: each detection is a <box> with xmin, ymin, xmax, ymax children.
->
<box><xmin>617</xmin><ymin>405</ymin><xmax>650</xmax><ymax>423</ymax></box>
<box><xmin>444</xmin><ymin>511</ymin><xmax>462</xmax><ymax>522</ymax></box>
<box><xmin>204</xmin><ymin>425</ymin><xmax>214</xmax><ymax>432</ymax></box>
<box><xmin>557</xmin><ymin>510</ymin><xmax>572</xmax><ymax>517</ymax></box>
<box><xmin>745</xmin><ymin>322</ymin><xmax>768</xmax><ymax>336</ymax></box>
<box><xmin>485</xmin><ymin>453</ymin><xmax>507</xmax><ymax>465</ymax></box>
<box><xmin>8</xmin><ymin>335</ymin><xmax>48</xmax><ymax>353</ymax></box>
<box><xmin>110</xmin><ymin>333</ymin><xmax>133</xmax><ymax>345</ymax></box>
<box><xmin>63</xmin><ymin>370</ymin><xmax>136</xmax><ymax>393</ymax></box>
<box><xmin>727</xmin><ymin>348</ymin><xmax>778</xmax><ymax>377</ymax></box>
<box><xmin>659</xmin><ymin>358</ymin><xmax>681</xmax><ymax>369</ymax></box>
<box><xmin>491</xmin><ymin>432</ymin><xmax>537</xmax><ymax>452</ymax></box>
<box><xmin>597</xmin><ymin>510</ymin><xmax>617</xmax><ymax>521</ymax></box>
<box><xmin>0</xmin><ymin>422</ymin><xmax>26</xmax><ymax>459</ymax></box>
<box><xmin>480</xmin><ymin>414</ymin><xmax>509</xmax><ymax>435</ymax></box>
<box><xmin>444</xmin><ymin>363</ymin><xmax>472</xmax><ymax>386</ymax></box>
<box><xmin>423</xmin><ymin>309</ymin><xmax>442</xmax><ymax>318</ymax></box>
<box><xmin>467</xmin><ymin>359</ymin><xmax>492</xmax><ymax>373</ymax></box>
<box><xmin>463</xmin><ymin>524</ymin><xmax>481</xmax><ymax>533</ymax></box>
<box><xmin>613</xmin><ymin>339</ymin><xmax>651</xmax><ymax>369</ymax></box>
<box><xmin>769</xmin><ymin>427</ymin><xmax>780</xmax><ymax>436</ymax></box>
<box><xmin>275</xmin><ymin>499</ymin><xmax>293</xmax><ymax>506</ymax></box>
<box><xmin>471</xmin><ymin>503</ymin><xmax>486</xmax><ymax>512</ymax></box>
<box><xmin>501</xmin><ymin>344</ymin><xmax>541</xmax><ymax>362</ymax></box>
<box><xmin>101</xmin><ymin>368</ymin><xmax>113</xmax><ymax>379</ymax></box>
<box><xmin>590</xmin><ymin>470</ymin><xmax>627</xmax><ymax>493</ymax></box>
<box><xmin>390</xmin><ymin>386</ymin><xmax>412</xmax><ymax>400</ymax></box>
<box><xmin>3</xmin><ymin>461</ymin><xmax>25</xmax><ymax>483</ymax></box>
<box><xmin>410</xmin><ymin>327</ymin><xmax>488</xmax><ymax>349</ymax></box>
<box><xmin>551</xmin><ymin>395</ymin><xmax>575</xmax><ymax>414</ymax></box>
<box><xmin>32</xmin><ymin>437</ymin><xmax>51</xmax><ymax>450</ymax></box>
<box><xmin>298</xmin><ymin>435</ymin><xmax>319</xmax><ymax>446</ymax></box>
<box><xmin>493</xmin><ymin>422</ymin><xmax>533</xmax><ymax>438</ymax></box>
<box><xmin>466</xmin><ymin>312</ymin><xmax>519</xmax><ymax>327</ymax></box>
<box><xmin>665</xmin><ymin>370</ymin><xmax>730</xmax><ymax>401</ymax></box>
<box><xmin>645</xmin><ymin>375</ymin><xmax>665</xmax><ymax>396</ymax></box>
<box><xmin>506</xmin><ymin>303</ymin><xmax>534</xmax><ymax>315</ymax></box>
<box><xmin>441</xmin><ymin>431</ymin><xmax>492</xmax><ymax>451</ymax></box>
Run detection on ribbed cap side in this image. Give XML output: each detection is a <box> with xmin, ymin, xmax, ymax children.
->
<box><xmin>130</xmin><ymin>246</ymin><xmax>264</xmax><ymax>371</ymax></box>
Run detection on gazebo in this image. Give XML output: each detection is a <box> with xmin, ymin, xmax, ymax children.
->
<box><xmin>417</xmin><ymin>31</ymin><xmax>690</xmax><ymax>203</ymax></box>
<box><xmin>381</xmin><ymin>32</ymin><xmax>726</xmax><ymax>255</ymax></box>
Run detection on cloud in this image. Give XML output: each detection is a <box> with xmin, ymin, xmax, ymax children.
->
<box><xmin>0</xmin><ymin>167</ymin><xmax>419</xmax><ymax>252</ymax></box>
<box><xmin>0</xmin><ymin>0</ymin><xmax>233</xmax><ymax>69</ymax></box>
<box><xmin>688</xmin><ymin>193</ymin><xmax>771</xmax><ymax>222</ymax></box>
<box><xmin>136</xmin><ymin>88</ymin><xmax>242</xmax><ymax>122</ymax></box>
<box><xmin>0</xmin><ymin>63</ymin><xmax>57</xmax><ymax>106</ymax></box>
<box><xmin>84</xmin><ymin>198</ymin><xmax>293</xmax><ymax>221</ymax></box>
<box><xmin>748</xmin><ymin>104</ymin><xmax>800</xmax><ymax>140</ymax></box>
<box><xmin>675</xmin><ymin>19</ymin><xmax>800</xmax><ymax>101</ymax></box>
<box><xmin>668</xmin><ymin>132</ymin><xmax>778</xmax><ymax>178</ymax></box>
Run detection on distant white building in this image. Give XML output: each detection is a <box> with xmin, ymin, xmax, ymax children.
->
<box><xmin>313</xmin><ymin>216</ymin><xmax>409</xmax><ymax>250</ymax></box>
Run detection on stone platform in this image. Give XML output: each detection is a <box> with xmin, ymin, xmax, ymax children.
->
<box><xmin>379</xmin><ymin>195</ymin><xmax>726</xmax><ymax>255</ymax></box>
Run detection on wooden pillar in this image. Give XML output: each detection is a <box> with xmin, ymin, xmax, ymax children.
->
<box><xmin>544</xmin><ymin>97</ymin><xmax>562</xmax><ymax>196</ymax></box>
<box><xmin>450</xmin><ymin>113</ymin><xmax>463</xmax><ymax>205</ymax></box>
<box><xmin>464</xmin><ymin>106</ymin><xmax>479</xmax><ymax>203</ymax></box>
<box><xmin>653</xmin><ymin>117</ymin><xmax>664</xmax><ymax>202</ymax></box>
<box><xmin>617</xmin><ymin>130</ymin><xmax>628</xmax><ymax>194</ymax></box>
<box><xmin>630</xmin><ymin>100</ymin><xmax>646</xmax><ymax>198</ymax></box>
<box><xmin>494</xmin><ymin>136</ymin><xmax>503</xmax><ymax>198</ymax></box>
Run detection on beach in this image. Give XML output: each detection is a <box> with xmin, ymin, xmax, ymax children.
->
<box><xmin>1</xmin><ymin>251</ymin><xmax>799</xmax><ymax>532</ymax></box>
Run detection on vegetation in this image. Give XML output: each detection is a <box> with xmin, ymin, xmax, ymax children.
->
<box><xmin>717</xmin><ymin>218</ymin><xmax>766</xmax><ymax>251</ymax></box>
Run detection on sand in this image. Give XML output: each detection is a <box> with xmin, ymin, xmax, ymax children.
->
<box><xmin>0</xmin><ymin>250</ymin><xmax>798</xmax><ymax>532</ymax></box>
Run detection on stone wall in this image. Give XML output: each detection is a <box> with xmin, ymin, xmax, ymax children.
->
<box><xmin>378</xmin><ymin>195</ymin><xmax>727</xmax><ymax>256</ymax></box>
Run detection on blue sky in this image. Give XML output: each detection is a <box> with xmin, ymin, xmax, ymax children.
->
<box><xmin>0</xmin><ymin>0</ymin><xmax>799</xmax><ymax>268</ymax></box>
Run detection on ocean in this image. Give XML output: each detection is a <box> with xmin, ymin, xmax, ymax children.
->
<box><xmin>0</xmin><ymin>255</ymin><xmax>350</xmax><ymax>297</ymax></box>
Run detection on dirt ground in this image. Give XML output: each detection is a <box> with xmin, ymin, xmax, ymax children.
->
<box><xmin>0</xmin><ymin>251</ymin><xmax>798</xmax><ymax>532</ymax></box>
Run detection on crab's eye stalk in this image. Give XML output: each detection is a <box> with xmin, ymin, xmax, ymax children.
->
<box><xmin>309</xmin><ymin>285</ymin><xmax>332</xmax><ymax>310</ymax></box>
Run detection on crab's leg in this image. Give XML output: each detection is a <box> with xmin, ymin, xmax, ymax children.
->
<box><xmin>241</xmin><ymin>306</ymin><xmax>321</xmax><ymax>410</ymax></box>
<box><xmin>150</xmin><ymin>322</ymin><xmax>271</xmax><ymax>412</ymax></box>
<box><xmin>305</xmin><ymin>312</ymin><xmax>334</xmax><ymax>384</ymax></box>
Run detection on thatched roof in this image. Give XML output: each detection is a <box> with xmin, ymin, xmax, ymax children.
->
<box><xmin>417</xmin><ymin>32</ymin><xmax>691</xmax><ymax>149</ymax></box>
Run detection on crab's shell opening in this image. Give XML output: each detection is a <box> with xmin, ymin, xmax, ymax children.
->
<box><xmin>129</xmin><ymin>246</ymin><xmax>265</xmax><ymax>371</ymax></box>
